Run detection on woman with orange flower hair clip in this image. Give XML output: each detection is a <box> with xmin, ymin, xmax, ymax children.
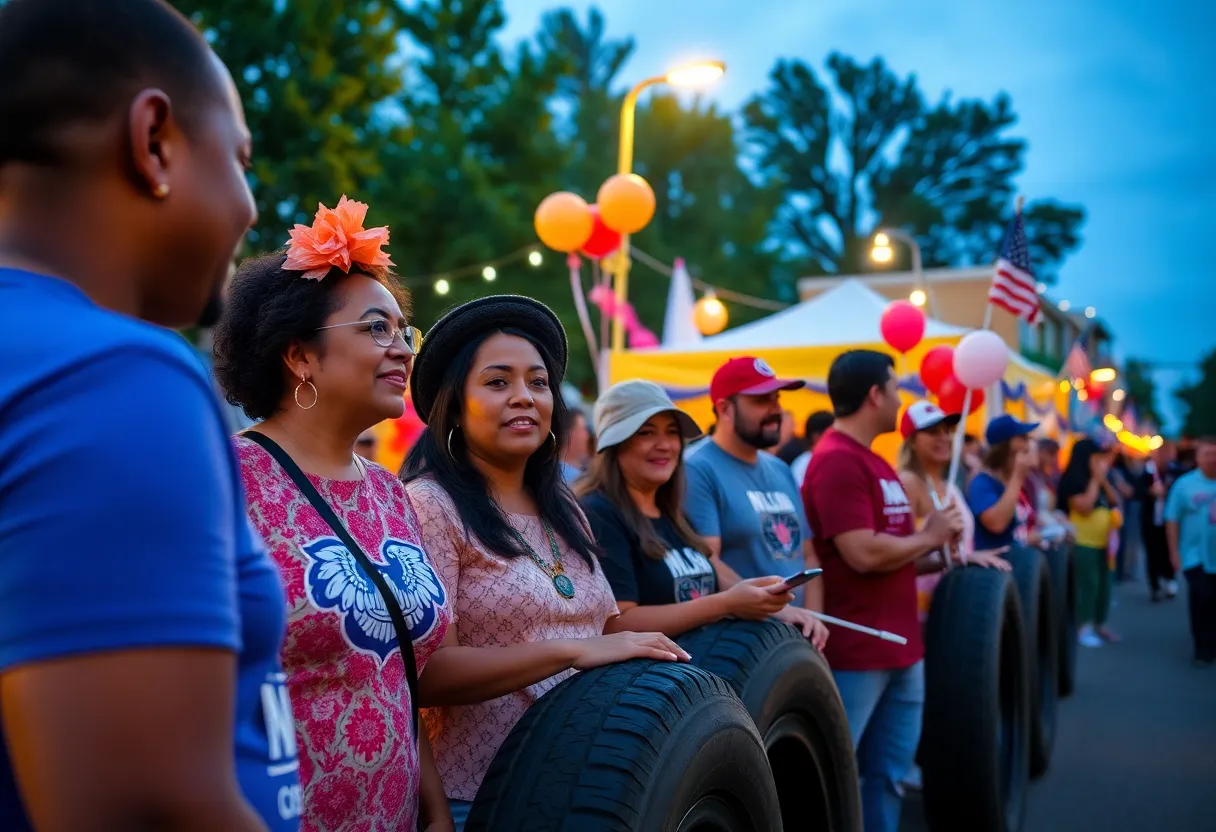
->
<box><xmin>214</xmin><ymin>197</ymin><xmax>455</xmax><ymax>831</ymax></box>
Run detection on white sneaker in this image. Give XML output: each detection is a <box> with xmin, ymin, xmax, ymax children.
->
<box><xmin>1078</xmin><ymin>625</ymin><xmax>1103</xmax><ymax>648</ymax></box>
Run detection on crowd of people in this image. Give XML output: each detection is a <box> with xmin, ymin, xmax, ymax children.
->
<box><xmin>3</xmin><ymin>3</ymin><xmax>1214</xmax><ymax>832</ymax></box>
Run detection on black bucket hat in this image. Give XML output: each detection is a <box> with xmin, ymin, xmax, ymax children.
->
<box><xmin>410</xmin><ymin>295</ymin><xmax>568</xmax><ymax>424</ymax></box>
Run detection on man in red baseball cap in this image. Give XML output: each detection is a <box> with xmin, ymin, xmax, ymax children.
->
<box><xmin>684</xmin><ymin>356</ymin><xmax>829</xmax><ymax>649</ymax></box>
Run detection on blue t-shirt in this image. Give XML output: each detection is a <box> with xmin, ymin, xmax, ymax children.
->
<box><xmin>684</xmin><ymin>442</ymin><xmax>811</xmax><ymax>605</ymax></box>
<box><xmin>967</xmin><ymin>471</ymin><xmax>1021</xmax><ymax>550</ymax></box>
<box><xmin>0</xmin><ymin>270</ymin><xmax>300</xmax><ymax>830</ymax></box>
<box><xmin>1164</xmin><ymin>469</ymin><xmax>1216</xmax><ymax>574</ymax></box>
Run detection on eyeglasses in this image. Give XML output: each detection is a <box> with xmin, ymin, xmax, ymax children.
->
<box><xmin>315</xmin><ymin>319</ymin><xmax>421</xmax><ymax>352</ymax></box>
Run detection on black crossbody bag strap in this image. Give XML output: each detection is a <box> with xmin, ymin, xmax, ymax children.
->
<box><xmin>244</xmin><ymin>431</ymin><xmax>420</xmax><ymax>739</ymax></box>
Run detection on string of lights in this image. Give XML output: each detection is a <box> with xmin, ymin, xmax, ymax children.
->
<box><xmin>394</xmin><ymin>240</ymin><xmax>791</xmax><ymax>310</ymax></box>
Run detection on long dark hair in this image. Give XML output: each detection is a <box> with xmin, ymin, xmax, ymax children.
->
<box><xmin>575</xmin><ymin>438</ymin><xmax>709</xmax><ymax>560</ymax></box>
<box><xmin>1057</xmin><ymin>438</ymin><xmax>1107</xmax><ymax>512</ymax></box>
<box><xmin>400</xmin><ymin>328</ymin><xmax>597</xmax><ymax>567</ymax></box>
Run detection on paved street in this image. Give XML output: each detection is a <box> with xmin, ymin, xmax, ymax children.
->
<box><xmin>903</xmin><ymin>580</ymin><xmax>1216</xmax><ymax>831</ymax></box>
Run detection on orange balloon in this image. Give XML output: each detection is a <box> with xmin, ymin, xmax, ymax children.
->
<box><xmin>534</xmin><ymin>192</ymin><xmax>594</xmax><ymax>253</ymax></box>
<box><xmin>693</xmin><ymin>296</ymin><xmax>728</xmax><ymax>336</ymax></box>
<box><xmin>597</xmin><ymin>173</ymin><xmax>656</xmax><ymax>234</ymax></box>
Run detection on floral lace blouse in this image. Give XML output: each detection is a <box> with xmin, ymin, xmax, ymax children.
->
<box><xmin>404</xmin><ymin>477</ymin><xmax>618</xmax><ymax>801</ymax></box>
<box><xmin>235</xmin><ymin>438</ymin><xmax>451</xmax><ymax>832</ymax></box>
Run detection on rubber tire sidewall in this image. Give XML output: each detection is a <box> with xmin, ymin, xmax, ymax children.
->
<box><xmin>678</xmin><ymin>619</ymin><xmax>862</xmax><ymax>832</ymax></box>
<box><xmin>922</xmin><ymin>567</ymin><xmax>1030</xmax><ymax>832</ymax></box>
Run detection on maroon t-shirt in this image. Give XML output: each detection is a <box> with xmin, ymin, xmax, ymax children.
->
<box><xmin>802</xmin><ymin>428</ymin><xmax>924</xmax><ymax>671</ymax></box>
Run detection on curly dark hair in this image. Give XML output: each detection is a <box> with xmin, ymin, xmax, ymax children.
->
<box><xmin>212</xmin><ymin>252</ymin><xmax>411</xmax><ymax>421</ymax></box>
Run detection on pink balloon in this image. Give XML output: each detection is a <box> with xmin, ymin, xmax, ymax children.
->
<box><xmin>880</xmin><ymin>300</ymin><xmax>926</xmax><ymax>354</ymax></box>
<box><xmin>953</xmin><ymin>330</ymin><xmax>1010</xmax><ymax>389</ymax></box>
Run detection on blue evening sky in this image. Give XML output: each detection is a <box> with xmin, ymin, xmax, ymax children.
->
<box><xmin>500</xmin><ymin>0</ymin><xmax>1215</xmax><ymax>431</ymax></box>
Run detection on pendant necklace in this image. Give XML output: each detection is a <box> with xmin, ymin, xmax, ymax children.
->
<box><xmin>509</xmin><ymin>519</ymin><xmax>576</xmax><ymax>599</ymax></box>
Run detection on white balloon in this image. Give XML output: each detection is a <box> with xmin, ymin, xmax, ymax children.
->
<box><xmin>953</xmin><ymin>330</ymin><xmax>1009</xmax><ymax>389</ymax></box>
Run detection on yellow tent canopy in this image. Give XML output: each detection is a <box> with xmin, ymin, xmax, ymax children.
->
<box><xmin>608</xmin><ymin>279</ymin><xmax>1067</xmax><ymax>462</ymax></box>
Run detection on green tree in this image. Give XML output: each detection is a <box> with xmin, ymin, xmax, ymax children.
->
<box><xmin>1176</xmin><ymin>350</ymin><xmax>1216</xmax><ymax>438</ymax></box>
<box><xmin>742</xmin><ymin>54</ymin><xmax>1086</xmax><ymax>279</ymax></box>
<box><xmin>1123</xmin><ymin>358</ymin><xmax>1163</xmax><ymax>428</ymax></box>
<box><xmin>172</xmin><ymin>0</ymin><xmax>406</xmax><ymax>249</ymax></box>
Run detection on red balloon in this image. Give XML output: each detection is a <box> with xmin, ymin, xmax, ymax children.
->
<box><xmin>880</xmin><ymin>300</ymin><xmax>926</xmax><ymax>354</ymax></box>
<box><xmin>936</xmin><ymin>374</ymin><xmax>986</xmax><ymax>416</ymax></box>
<box><xmin>580</xmin><ymin>205</ymin><xmax>622</xmax><ymax>260</ymax></box>
<box><xmin>920</xmin><ymin>344</ymin><xmax>955</xmax><ymax>395</ymax></box>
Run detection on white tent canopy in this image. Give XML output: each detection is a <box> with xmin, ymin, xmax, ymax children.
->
<box><xmin>647</xmin><ymin>278</ymin><xmax>967</xmax><ymax>353</ymax></box>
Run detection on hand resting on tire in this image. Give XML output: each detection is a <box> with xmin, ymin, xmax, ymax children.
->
<box><xmin>957</xmin><ymin>546</ymin><xmax>1013</xmax><ymax>572</ymax></box>
<box><xmin>571</xmin><ymin>631</ymin><xmax>691</xmax><ymax>670</ymax></box>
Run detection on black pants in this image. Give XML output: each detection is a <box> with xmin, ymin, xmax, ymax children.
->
<box><xmin>1184</xmin><ymin>567</ymin><xmax>1216</xmax><ymax>661</ymax></box>
<box><xmin>1142</xmin><ymin>522</ymin><xmax>1175</xmax><ymax>592</ymax></box>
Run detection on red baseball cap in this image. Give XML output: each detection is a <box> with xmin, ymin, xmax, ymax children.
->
<box><xmin>710</xmin><ymin>357</ymin><xmax>805</xmax><ymax>402</ymax></box>
<box><xmin>900</xmin><ymin>400</ymin><xmax>962</xmax><ymax>440</ymax></box>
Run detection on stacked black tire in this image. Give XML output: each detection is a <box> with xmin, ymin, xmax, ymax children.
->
<box><xmin>677</xmin><ymin>619</ymin><xmax>862</xmax><ymax>832</ymax></box>
<box><xmin>468</xmin><ymin>620</ymin><xmax>862</xmax><ymax>832</ymax></box>
<box><xmin>466</xmin><ymin>660</ymin><xmax>783</xmax><ymax>831</ymax></box>
<box><xmin>919</xmin><ymin>543</ymin><xmax>1076</xmax><ymax>831</ymax></box>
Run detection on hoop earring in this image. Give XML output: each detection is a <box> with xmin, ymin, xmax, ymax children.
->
<box><xmin>447</xmin><ymin>427</ymin><xmax>459</xmax><ymax>458</ymax></box>
<box><xmin>294</xmin><ymin>378</ymin><xmax>318</xmax><ymax>410</ymax></box>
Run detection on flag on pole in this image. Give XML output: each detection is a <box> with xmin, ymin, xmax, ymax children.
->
<box><xmin>989</xmin><ymin>212</ymin><xmax>1042</xmax><ymax>324</ymax></box>
<box><xmin>1064</xmin><ymin>331</ymin><xmax>1092</xmax><ymax>381</ymax></box>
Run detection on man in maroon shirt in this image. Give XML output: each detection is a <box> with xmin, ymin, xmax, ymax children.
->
<box><xmin>803</xmin><ymin>350</ymin><xmax>962</xmax><ymax>832</ymax></box>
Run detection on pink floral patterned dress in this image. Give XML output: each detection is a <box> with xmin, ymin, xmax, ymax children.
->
<box><xmin>235</xmin><ymin>438</ymin><xmax>451</xmax><ymax>832</ymax></box>
<box><xmin>404</xmin><ymin>477</ymin><xmax>618</xmax><ymax>801</ymax></box>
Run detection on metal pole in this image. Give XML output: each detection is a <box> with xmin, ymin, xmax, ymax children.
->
<box><xmin>610</xmin><ymin>77</ymin><xmax>663</xmax><ymax>354</ymax></box>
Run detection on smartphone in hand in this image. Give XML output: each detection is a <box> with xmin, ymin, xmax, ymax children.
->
<box><xmin>768</xmin><ymin>568</ymin><xmax>824</xmax><ymax>595</ymax></box>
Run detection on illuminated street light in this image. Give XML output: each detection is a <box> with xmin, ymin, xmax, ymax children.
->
<box><xmin>909</xmin><ymin>289</ymin><xmax>927</xmax><ymax>307</ymax></box>
<box><xmin>1112</xmin><ymin>388</ymin><xmax>1126</xmax><ymax>402</ymax></box>
<box><xmin>1090</xmin><ymin>367</ymin><xmax>1118</xmax><ymax>384</ymax></box>
<box><xmin>528</xmin><ymin>250</ymin><xmax>544</xmax><ymax>267</ymax></box>
<box><xmin>482</xmin><ymin>266</ymin><xmax>497</xmax><ymax>282</ymax></box>
<box><xmin>435</xmin><ymin>278</ymin><xmax>451</xmax><ymax>295</ymax></box>
<box><xmin>664</xmin><ymin>60</ymin><xmax>726</xmax><ymax>88</ymax></box>
<box><xmin>610</xmin><ymin>59</ymin><xmax>726</xmax><ymax>352</ymax></box>
<box><xmin>871</xmin><ymin>245</ymin><xmax>893</xmax><ymax>263</ymax></box>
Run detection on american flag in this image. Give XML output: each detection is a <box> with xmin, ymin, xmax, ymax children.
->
<box><xmin>989</xmin><ymin>212</ymin><xmax>1042</xmax><ymax>324</ymax></box>
<box><xmin>1065</xmin><ymin>331</ymin><xmax>1091</xmax><ymax>380</ymax></box>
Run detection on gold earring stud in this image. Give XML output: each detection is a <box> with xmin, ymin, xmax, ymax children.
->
<box><xmin>153</xmin><ymin>183</ymin><xmax>170</xmax><ymax>199</ymax></box>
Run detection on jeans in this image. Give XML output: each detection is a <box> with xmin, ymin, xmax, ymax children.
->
<box><xmin>448</xmin><ymin>798</ymin><xmax>473</xmax><ymax>832</ymax></box>
<box><xmin>1184</xmin><ymin>567</ymin><xmax>1216</xmax><ymax>661</ymax></box>
<box><xmin>832</xmin><ymin>661</ymin><xmax>925</xmax><ymax>832</ymax></box>
<box><xmin>1074</xmin><ymin>545</ymin><xmax>1112</xmax><ymax>626</ymax></box>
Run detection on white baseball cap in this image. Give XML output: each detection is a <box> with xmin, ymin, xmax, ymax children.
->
<box><xmin>900</xmin><ymin>400</ymin><xmax>961</xmax><ymax>440</ymax></box>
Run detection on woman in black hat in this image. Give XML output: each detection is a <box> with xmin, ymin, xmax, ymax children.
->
<box><xmin>401</xmin><ymin>295</ymin><xmax>687</xmax><ymax>827</ymax></box>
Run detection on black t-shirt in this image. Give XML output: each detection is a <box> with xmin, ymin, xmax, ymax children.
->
<box><xmin>580</xmin><ymin>491</ymin><xmax>718</xmax><ymax>605</ymax></box>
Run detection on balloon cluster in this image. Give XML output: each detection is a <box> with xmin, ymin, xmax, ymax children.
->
<box><xmin>533</xmin><ymin>174</ymin><xmax>657</xmax><ymax>258</ymax></box>
<box><xmin>879</xmin><ymin>299</ymin><xmax>1009</xmax><ymax>417</ymax></box>
<box><xmin>918</xmin><ymin>332</ymin><xmax>1009</xmax><ymax>416</ymax></box>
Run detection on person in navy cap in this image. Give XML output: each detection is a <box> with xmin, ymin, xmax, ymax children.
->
<box><xmin>967</xmin><ymin>414</ymin><xmax>1042</xmax><ymax>552</ymax></box>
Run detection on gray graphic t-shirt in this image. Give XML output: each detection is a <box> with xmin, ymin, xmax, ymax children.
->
<box><xmin>684</xmin><ymin>442</ymin><xmax>811</xmax><ymax>604</ymax></box>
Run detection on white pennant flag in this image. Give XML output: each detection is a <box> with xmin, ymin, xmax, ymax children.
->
<box><xmin>662</xmin><ymin>257</ymin><xmax>702</xmax><ymax>348</ymax></box>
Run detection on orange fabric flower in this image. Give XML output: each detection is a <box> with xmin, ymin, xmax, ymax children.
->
<box><xmin>283</xmin><ymin>195</ymin><xmax>394</xmax><ymax>280</ymax></box>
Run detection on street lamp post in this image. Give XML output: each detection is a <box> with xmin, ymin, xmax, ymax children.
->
<box><xmin>609</xmin><ymin>60</ymin><xmax>725</xmax><ymax>353</ymax></box>
<box><xmin>871</xmin><ymin>228</ymin><xmax>939</xmax><ymax>319</ymax></box>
